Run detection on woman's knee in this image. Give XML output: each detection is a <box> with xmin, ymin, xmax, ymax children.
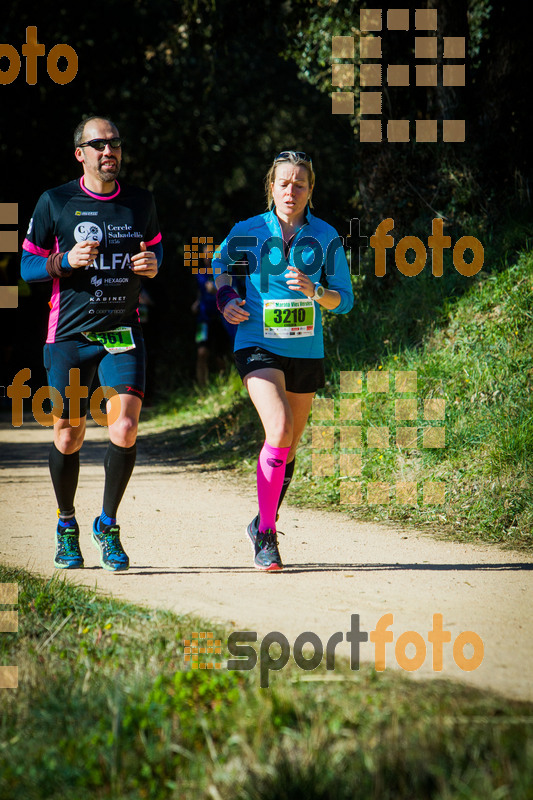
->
<box><xmin>264</xmin><ymin>411</ymin><xmax>293</xmax><ymax>446</ymax></box>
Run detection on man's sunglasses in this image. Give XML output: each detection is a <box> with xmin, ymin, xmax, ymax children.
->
<box><xmin>274</xmin><ymin>150</ymin><xmax>312</xmax><ymax>164</ymax></box>
<box><xmin>79</xmin><ymin>138</ymin><xmax>122</xmax><ymax>151</ymax></box>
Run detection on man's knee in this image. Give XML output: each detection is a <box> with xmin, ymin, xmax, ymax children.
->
<box><xmin>55</xmin><ymin>421</ymin><xmax>86</xmax><ymax>453</ymax></box>
<box><xmin>109</xmin><ymin>414</ymin><xmax>139</xmax><ymax>447</ymax></box>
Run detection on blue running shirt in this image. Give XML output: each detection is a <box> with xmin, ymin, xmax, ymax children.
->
<box><xmin>213</xmin><ymin>209</ymin><xmax>353</xmax><ymax>358</ymax></box>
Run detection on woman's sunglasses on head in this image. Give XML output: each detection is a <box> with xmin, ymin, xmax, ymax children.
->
<box><xmin>274</xmin><ymin>150</ymin><xmax>312</xmax><ymax>164</ymax></box>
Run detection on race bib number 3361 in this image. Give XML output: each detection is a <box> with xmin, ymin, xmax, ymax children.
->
<box><xmin>263</xmin><ymin>299</ymin><xmax>315</xmax><ymax>338</ymax></box>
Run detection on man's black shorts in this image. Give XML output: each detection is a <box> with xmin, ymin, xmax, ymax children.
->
<box><xmin>234</xmin><ymin>346</ymin><xmax>325</xmax><ymax>393</ymax></box>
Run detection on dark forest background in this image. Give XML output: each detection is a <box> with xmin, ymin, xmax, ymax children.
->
<box><xmin>1</xmin><ymin>0</ymin><xmax>531</xmax><ymax>397</ymax></box>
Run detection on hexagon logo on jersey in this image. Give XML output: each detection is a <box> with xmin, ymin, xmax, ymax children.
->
<box><xmin>74</xmin><ymin>222</ymin><xmax>103</xmax><ymax>243</ymax></box>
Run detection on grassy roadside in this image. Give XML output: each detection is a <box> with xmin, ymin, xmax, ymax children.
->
<box><xmin>1</xmin><ymin>563</ymin><xmax>533</xmax><ymax>800</ymax></box>
<box><xmin>140</xmin><ymin>249</ymin><xmax>533</xmax><ymax>551</ymax></box>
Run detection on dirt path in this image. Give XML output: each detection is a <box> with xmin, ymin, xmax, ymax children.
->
<box><xmin>1</xmin><ymin>417</ymin><xmax>532</xmax><ymax>701</ymax></box>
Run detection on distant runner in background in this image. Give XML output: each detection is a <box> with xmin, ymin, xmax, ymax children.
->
<box><xmin>191</xmin><ymin>252</ymin><xmax>236</xmax><ymax>387</ymax></box>
<box><xmin>214</xmin><ymin>150</ymin><xmax>353</xmax><ymax>570</ymax></box>
<box><xmin>21</xmin><ymin>116</ymin><xmax>162</xmax><ymax>572</ymax></box>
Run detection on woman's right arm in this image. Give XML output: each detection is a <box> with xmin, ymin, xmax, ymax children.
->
<box><xmin>213</xmin><ymin>223</ymin><xmax>250</xmax><ymax>323</ymax></box>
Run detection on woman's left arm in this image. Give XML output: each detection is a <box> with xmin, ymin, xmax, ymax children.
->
<box><xmin>285</xmin><ymin>266</ymin><xmax>342</xmax><ymax>309</ymax></box>
<box><xmin>322</xmin><ymin>235</ymin><xmax>354</xmax><ymax>314</ymax></box>
<box><xmin>286</xmin><ymin>232</ymin><xmax>354</xmax><ymax>312</ymax></box>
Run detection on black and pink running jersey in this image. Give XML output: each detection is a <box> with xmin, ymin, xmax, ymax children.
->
<box><xmin>23</xmin><ymin>177</ymin><xmax>162</xmax><ymax>342</ymax></box>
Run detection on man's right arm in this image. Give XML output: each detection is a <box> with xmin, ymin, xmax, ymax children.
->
<box><xmin>21</xmin><ymin>187</ymin><xmax>99</xmax><ymax>282</ymax></box>
<box><xmin>21</xmin><ymin>192</ymin><xmax>57</xmax><ymax>282</ymax></box>
<box><xmin>21</xmin><ymin>250</ymin><xmax>72</xmax><ymax>282</ymax></box>
<box><xmin>22</xmin><ymin>240</ymin><xmax>101</xmax><ymax>282</ymax></box>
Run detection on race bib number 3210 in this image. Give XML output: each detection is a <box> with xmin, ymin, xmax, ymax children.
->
<box><xmin>263</xmin><ymin>299</ymin><xmax>315</xmax><ymax>338</ymax></box>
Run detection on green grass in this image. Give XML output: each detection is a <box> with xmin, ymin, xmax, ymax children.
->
<box><xmin>302</xmin><ymin>250</ymin><xmax>533</xmax><ymax>548</ymax></box>
<box><xmin>2</xmin><ymin>563</ymin><xmax>533</xmax><ymax>799</ymax></box>
<box><xmin>141</xmin><ymin>248</ymin><xmax>533</xmax><ymax>550</ymax></box>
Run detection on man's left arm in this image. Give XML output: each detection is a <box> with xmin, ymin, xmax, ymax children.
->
<box><xmin>130</xmin><ymin>193</ymin><xmax>162</xmax><ymax>278</ymax></box>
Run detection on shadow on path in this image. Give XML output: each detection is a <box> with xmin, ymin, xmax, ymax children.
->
<box><xmin>118</xmin><ymin>561</ymin><xmax>533</xmax><ymax>576</ymax></box>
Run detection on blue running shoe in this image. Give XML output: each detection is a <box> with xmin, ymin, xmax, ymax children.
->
<box><xmin>92</xmin><ymin>517</ymin><xmax>130</xmax><ymax>572</ymax></box>
<box><xmin>54</xmin><ymin>521</ymin><xmax>84</xmax><ymax>569</ymax></box>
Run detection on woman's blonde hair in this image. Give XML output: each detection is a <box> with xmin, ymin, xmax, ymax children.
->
<box><xmin>265</xmin><ymin>151</ymin><xmax>315</xmax><ymax>210</ymax></box>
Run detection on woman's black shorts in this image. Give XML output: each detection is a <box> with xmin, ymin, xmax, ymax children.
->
<box><xmin>234</xmin><ymin>346</ymin><xmax>325</xmax><ymax>393</ymax></box>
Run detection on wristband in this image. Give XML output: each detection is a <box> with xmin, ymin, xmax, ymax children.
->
<box><xmin>46</xmin><ymin>252</ymin><xmax>72</xmax><ymax>279</ymax></box>
<box><xmin>216</xmin><ymin>285</ymin><xmax>240</xmax><ymax>313</ymax></box>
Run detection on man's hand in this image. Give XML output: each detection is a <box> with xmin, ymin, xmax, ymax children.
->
<box><xmin>67</xmin><ymin>239</ymin><xmax>99</xmax><ymax>269</ymax></box>
<box><xmin>131</xmin><ymin>241</ymin><xmax>158</xmax><ymax>278</ymax></box>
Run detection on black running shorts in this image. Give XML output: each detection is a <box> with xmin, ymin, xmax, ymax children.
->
<box><xmin>234</xmin><ymin>346</ymin><xmax>325</xmax><ymax>393</ymax></box>
<box><xmin>43</xmin><ymin>328</ymin><xmax>146</xmax><ymax>419</ymax></box>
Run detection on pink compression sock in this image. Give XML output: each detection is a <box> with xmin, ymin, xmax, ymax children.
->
<box><xmin>257</xmin><ymin>441</ymin><xmax>290</xmax><ymax>532</ymax></box>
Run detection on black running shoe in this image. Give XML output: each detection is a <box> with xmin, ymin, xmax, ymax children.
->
<box><xmin>54</xmin><ymin>521</ymin><xmax>84</xmax><ymax>569</ymax></box>
<box><xmin>246</xmin><ymin>513</ymin><xmax>280</xmax><ymax>546</ymax></box>
<box><xmin>247</xmin><ymin>522</ymin><xmax>283</xmax><ymax>571</ymax></box>
<box><xmin>246</xmin><ymin>515</ymin><xmax>260</xmax><ymax>547</ymax></box>
<box><xmin>92</xmin><ymin>518</ymin><xmax>130</xmax><ymax>572</ymax></box>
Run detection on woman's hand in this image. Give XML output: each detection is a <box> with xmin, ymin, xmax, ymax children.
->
<box><xmin>285</xmin><ymin>266</ymin><xmax>341</xmax><ymax>309</ymax></box>
<box><xmin>224</xmin><ymin>297</ymin><xmax>250</xmax><ymax>324</ymax></box>
<box><xmin>285</xmin><ymin>266</ymin><xmax>314</xmax><ymax>297</ymax></box>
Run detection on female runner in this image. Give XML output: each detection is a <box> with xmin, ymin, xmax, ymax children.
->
<box><xmin>214</xmin><ymin>151</ymin><xmax>353</xmax><ymax>570</ymax></box>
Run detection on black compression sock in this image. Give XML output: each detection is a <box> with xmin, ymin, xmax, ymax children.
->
<box><xmin>102</xmin><ymin>441</ymin><xmax>137</xmax><ymax>519</ymax></box>
<box><xmin>277</xmin><ymin>457</ymin><xmax>295</xmax><ymax>512</ymax></box>
<box><xmin>49</xmin><ymin>443</ymin><xmax>80</xmax><ymax>515</ymax></box>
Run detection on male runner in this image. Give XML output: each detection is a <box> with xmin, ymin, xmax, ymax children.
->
<box><xmin>21</xmin><ymin>116</ymin><xmax>163</xmax><ymax>572</ymax></box>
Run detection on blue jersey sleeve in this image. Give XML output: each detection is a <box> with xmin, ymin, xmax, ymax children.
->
<box><xmin>323</xmin><ymin>235</ymin><xmax>354</xmax><ymax>315</ymax></box>
<box><xmin>151</xmin><ymin>241</ymin><xmax>163</xmax><ymax>268</ymax></box>
<box><xmin>21</xmin><ymin>250</ymin><xmax>50</xmax><ymax>282</ymax></box>
<box><xmin>21</xmin><ymin>250</ymin><xmax>72</xmax><ymax>283</ymax></box>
